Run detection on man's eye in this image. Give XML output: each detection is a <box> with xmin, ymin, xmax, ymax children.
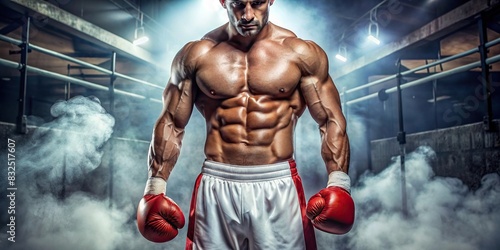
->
<box><xmin>230</xmin><ymin>1</ymin><xmax>265</xmax><ymax>8</ymax></box>
<box><xmin>231</xmin><ymin>2</ymin><xmax>245</xmax><ymax>8</ymax></box>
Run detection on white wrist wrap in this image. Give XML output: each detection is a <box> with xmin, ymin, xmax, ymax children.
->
<box><xmin>144</xmin><ymin>177</ymin><xmax>167</xmax><ymax>195</ymax></box>
<box><xmin>326</xmin><ymin>171</ymin><xmax>351</xmax><ymax>193</ymax></box>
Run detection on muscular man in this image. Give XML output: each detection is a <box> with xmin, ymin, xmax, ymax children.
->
<box><xmin>137</xmin><ymin>1</ymin><xmax>354</xmax><ymax>249</ymax></box>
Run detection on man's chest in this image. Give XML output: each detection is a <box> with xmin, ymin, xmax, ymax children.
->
<box><xmin>194</xmin><ymin>43</ymin><xmax>303</xmax><ymax>98</ymax></box>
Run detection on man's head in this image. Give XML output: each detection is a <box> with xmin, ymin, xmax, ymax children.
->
<box><xmin>220</xmin><ymin>0</ymin><xmax>275</xmax><ymax>37</ymax></box>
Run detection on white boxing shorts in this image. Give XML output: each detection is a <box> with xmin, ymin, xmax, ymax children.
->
<box><xmin>185</xmin><ymin>160</ymin><xmax>317</xmax><ymax>250</ymax></box>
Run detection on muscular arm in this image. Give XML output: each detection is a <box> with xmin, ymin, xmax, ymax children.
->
<box><xmin>297</xmin><ymin>41</ymin><xmax>350</xmax><ymax>174</ymax></box>
<box><xmin>148</xmin><ymin>43</ymin><xmax>197</xmax><ymax>181</ymax></box>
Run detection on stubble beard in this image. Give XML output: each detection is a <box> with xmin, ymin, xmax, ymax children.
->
<box><xmin>235</xmin><ymin>21</ymin><xmax>262</xmax><ymax>37</ymax></box>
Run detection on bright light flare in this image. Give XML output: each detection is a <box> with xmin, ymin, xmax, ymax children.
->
<box><xmin>203</xmin><ymin>0</ymin><xmax>221</xmax><ymax>11</ymax></box>
<box><xmin>133</xmin><ymin>26</ymin><xmax>149</xmax><ymax>46</ymax></box>
<box><xmin>367</xmin><ymin>35</ymin><xmax>381</xmax><ymax>45</ymax></box>
<box><xmin>335</xmin><ymin>53</ymin><xmax>347</xmax><ymax>62</ymax></box>
<box><xmin>133</xmin><ymin>36</ymin><xmax>149</xmax><ymax>45</ymax></box>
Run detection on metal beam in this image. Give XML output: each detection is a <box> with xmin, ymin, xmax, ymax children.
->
<box><xmin>8</xmin><ymin>0</ymin><xmax>159</xmax><ymax>67</ymax></box>
<box><xmin>478</xmin><ymin>14</ymin><xmax>493</xmax><ymax>131</ymax></box>
<box><xmin>333</xmin><ymin>0</ymin><xmax>499</xmax><ymax>79</ymax></box>
<box><xmin>16</xmin><ymin>15</ymin><xmax>29</xmax><ymax>134</ymax></box>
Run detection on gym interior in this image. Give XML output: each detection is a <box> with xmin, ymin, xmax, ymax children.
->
<box><xmin>0</xmin><ymin>0</ymin><xmax>499</xmax><ymax>249</ymax></box>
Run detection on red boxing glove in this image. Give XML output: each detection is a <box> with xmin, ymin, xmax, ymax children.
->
<box><xmin>137</xmin><ymin>194</ymin><xmax>185</xmax><ymax>242</ymax></box>
<box><xmin>306</xmin><ymin>171</ymin><xmax>355</xmax><ymax>234</ymax></box>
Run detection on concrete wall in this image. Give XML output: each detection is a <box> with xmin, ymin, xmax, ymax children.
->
<box><xmin>371</xmin><ymin>120</ymin><xmax>500</xmax><ymax>188</ymax></box>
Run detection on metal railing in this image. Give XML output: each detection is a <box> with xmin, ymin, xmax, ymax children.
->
<box><xmin>346</xmin><ymin>53</ymin><xmax>500</xmax><ymax>105</ymax></box>
<box><xmin>340</xmin><ymin>36</ymin><xmax>500</xmax><ymax>99</ymax></box>
<box><xmin>0</xmin><ymin>34</ymin><xmax>164</xmax><ymax>90</ymax></box>
<box><xmin>0</xmin><ymin>33</ymin><xmax>164</xmax><ymax>104</ymax></box>
<box><xmin>0</xmin><ymin>57</ymin><xmax>162</xmax><ymax>103</ymax></box>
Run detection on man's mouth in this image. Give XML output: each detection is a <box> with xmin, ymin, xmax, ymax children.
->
<box><xmin>240</xmin><ymin>23</ymin><xmax>257</xmax><ymax>29</ymax></box>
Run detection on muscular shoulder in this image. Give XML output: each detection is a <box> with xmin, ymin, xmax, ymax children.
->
<box><xmin>175</xmin><ymin>24</ymin><xmax>229</xmax><ymax>67</ymax></box>
<box><xmin>178</xmin><ymin>39</ymin><xmax>216</xmax><ymax>65</ymax></box>
<box><xmin>171</xmin><ymin>38</ymin><xmax>216</xmax><ymax>77</ymax></box>
<box><xmin>283</xmin><ymin>37</ymin><xmax>328</xmax><ymax>76</ymax></box>
<box><xmin>263</xmin><ymin>23</ymin><xmax>323</xmax><ymax>59</ymax></box>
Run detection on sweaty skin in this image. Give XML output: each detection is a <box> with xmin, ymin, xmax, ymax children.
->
<box><xmin>148</xmin><ymin>0</ymin><xmax>349</xmax><ymax>182</ymax></box>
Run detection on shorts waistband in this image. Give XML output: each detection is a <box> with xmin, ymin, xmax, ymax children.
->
<box><xmin>202</xmin><ymin>160</ymin><xmax>295</xmax><ymax>181</ymax></box>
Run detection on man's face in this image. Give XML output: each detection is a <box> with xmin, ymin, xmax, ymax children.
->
<box><xmin>221</xmin><ymin>0</ymin><xmax>274</xmax><ymax>37</ymax></box>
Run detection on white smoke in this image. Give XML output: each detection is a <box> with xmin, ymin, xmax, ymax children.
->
<box><xmin>3</xmin><ymin>96</ymin><xmax>146</xmax><ymax>250</ymax></box>
<box><xmin>19</xmin><ymin>96</ymin><xmax>114</xmax><ymax>194</ymax></box>
<box><xmin>0</xmin><ymin>95</ymin><xmax>204</xmax><ymax>250</ymax></box>
<box><xmin>2</xmin><ymin>96</ymin><xmax>498</xmax><ymax>250</ymax></box>
<box><xmin>1</xmin><ymin>1</ymin><xmax>498</xmax><ymax>249</ymax></box>
<box><xmin>288</xmin><ymin>94</ymin><xmax>498</xmax><ymax>250</ymax></box>
<box><xmin>334</xmin><ymin>146</ymin><xmax>500</xmax><ymax>250</ymax></box>
<box><xmin>14</xmin><ymin>194</ymin><xmax>130</xmax><ymax>250</ymax></box>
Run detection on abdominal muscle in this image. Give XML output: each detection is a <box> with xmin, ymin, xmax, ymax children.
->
<box><xmin>203</xmin><ymin>92</ymin><xmax>298</xmax><ymax>165</ymax></box>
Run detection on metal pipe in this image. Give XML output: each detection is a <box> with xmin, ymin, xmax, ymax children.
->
<box><xmin>433</xmin><ymin>45</ymin><xmax>443</xmax><ymax>129</ymax></box>
<box><xmin>66</xmin><ymin>64</ymin><xmax>71</xmax><ymax>100</ymax></box>
<box><xmin>68</xmin><ymin>74</ymin><xmax>109</xmax><ymax>78</ymax></box>
<box><xmin>341</xmin><ymin>36</ymin><xmax>500</xmax><ymax>96</ymax></box>
<box><xmin>345</xmin><ymin>74</ymin><xmax>397</xmax><ymax>95</ymax></box>
<box><xmin>108</xmin><ymin>51</ymin><xmax>116</xmax><ymax>208</ymax></box>
<box><xmin>111</xmin><ymin>136</ymin><xmax>149</xmax><ymax>144</ymax></box>
<box><xmin>486</xmin><ymin>36</ymin><xmax>500</xmax><ymax>48</ymax></box>
<box><xmin>478</xmin><ymin>14</ymin><xmax>493</xmax><ymax>131</ymax></box>
<box><xmin>109</xmin><ymin>52</ymin><xmax>117</xmax><ymax>115</ymax></box>
<box><xmin>402</xmin><ymin>48</ymin><xmax>480</xmax><ymax>77</ymax></box>
<box><xmin>0</xmin><ymin>34</ymin><xmax>21</xmax><ymax>45</ymax></box>
<box><xmin>395</xmin><ymin>59</ymin><xmax>408</xmax><ymax>218</ymax></box>
<box><xmin>343</xmin><ymin>47</ymin><xmax>479</xmax><ymax>95</ymax></box>
<box><xmin>0</xmin><ymin>120</ymin><xmax>151</xmax><ymax>144</ymax></box>
<box><xmin>346</xmin><ymin>53</ymin><xmax>500</xmax><ymax>105</ymax></box>
<box><xmin>0</xmin><ymin>34</ymin><xmax>163</xmax><ymax>90</ymax></box>
<box><xmin>16</xmin><ymin>16</ymin><xmax>30</xmax><ymax>134</ymax></box>
<box><xmin>0</xmin><ymin>58</ymin><xmax>162</xmax><ymax>103</ymax></box>
<box><xmin>114</xmin><ymin>72</ymin><xmax>163</xmax><ymax>89</ymax></box>
<box><xmin>62</xmin><ymin>64</ymin><xmax>71</xmax><ymax>200</ymax></box>
<box><xmin>34</xmin><ymin>43</ymin><xmax>113</xmax><ymax>74</ymax></box>
<box><xmin>395</xmin><ymin>54</ymin><xmax>500</xmax><ymax>91</ymax></box>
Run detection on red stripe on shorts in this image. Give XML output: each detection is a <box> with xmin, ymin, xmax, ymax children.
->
<box><xmin>185</xmin><ymin>173</ymin><xmax>203</xmax><ymax>250</ymax></box>
<box><xmin>289</xmin><ymin>160</ymin><xmax>317</xmax><ymax>250</ymax></box>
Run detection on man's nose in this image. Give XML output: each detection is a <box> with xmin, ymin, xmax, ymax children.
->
<box><xmin>241</xmin><ymin>3</ymin><xmax>255</xmax><ymax>22</ymax></box>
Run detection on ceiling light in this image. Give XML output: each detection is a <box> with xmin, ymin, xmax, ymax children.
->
<box><xmin>367</xmin><ymin>9</ymin><xmax>381</xmax><ymax>45</ymax></box>
<box><xmin>367</xmin><ymin>22</ymin><xmax>380</xmax><ymax>45</ymax></box>
<box><xmin>335</xmin><ymin>44</ymin><xmax>348</xmax><ymax>62</ymax></box>
<box><xmin>133</xmin><ymin>11</ymin><xmax>149</xmax><ymax>46</ymax></box>
<box><xmin>367</xmin><ymin>34</ymin><xmax>380</xmax><ymax>45</ymax></box>
<box><xmin>133</xmin><ymin>26</ymin><xmax>149</xmax><ymax>45</ymax></box>
<box><xmin>336</xmin><ymin>54</ymin><xmax>347</xmax><ymax>62</ymax></box>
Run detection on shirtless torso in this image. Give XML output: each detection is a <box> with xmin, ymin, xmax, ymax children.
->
<box><xmin>149</xmin><ymin>22</ymin><xmax>348</xmax><ymax>178</ymax></box>
<box><xmin>198</xmin><ymin>23</ymin><xmax>306</xmax><ymax>165</ymax></box>
<box><xmin>137</xmin><ymin>1</ymin><xmax>354</xmax><ymax>245</ymax></box>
